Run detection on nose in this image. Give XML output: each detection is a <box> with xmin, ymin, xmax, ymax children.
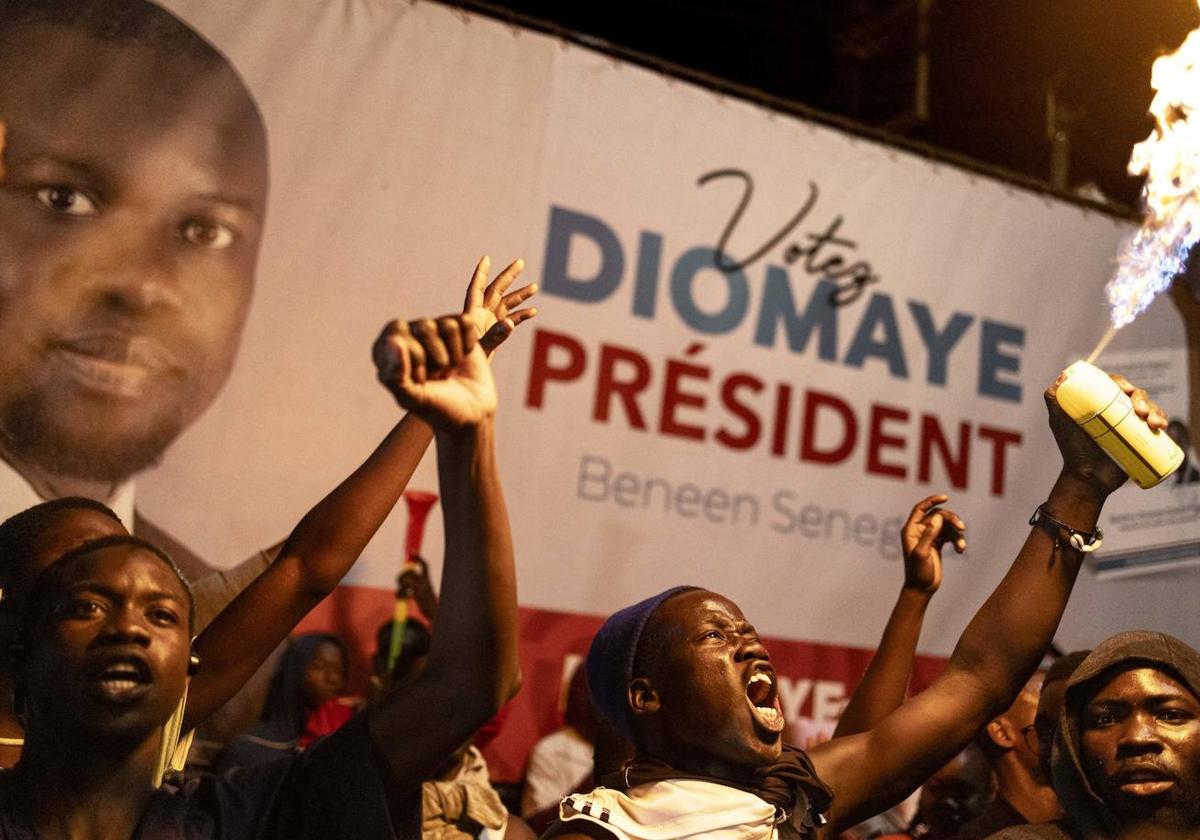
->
<box><xmin>735</xmin><ymin>634</ymin><xmax>770</xmax><ymax>662</ymax></box>
<box><xmin>1115</xmin><ymin>711</ymin><xmax>1165</xmax><ymax>758</ymax></box>
<box><xmin>99</xmin><ymin>604</ymin><xmax>152</xmax><ymax>648</ymax></box>
<box><xmin>94</xmin><ymin>230</ymin><xmax>185</xmax><ymax>315</ymax></box>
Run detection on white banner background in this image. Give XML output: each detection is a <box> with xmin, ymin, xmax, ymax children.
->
<box><xmin>139</xmin><ymin>0</ymin><xmax>1196</xmax><ymax>666</ymax></box>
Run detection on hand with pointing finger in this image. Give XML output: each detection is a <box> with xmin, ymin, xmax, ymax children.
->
<box><xmin>901</xmin><ymin>493</ymin><xmax>966</xmax><ymax>595</ymax></box>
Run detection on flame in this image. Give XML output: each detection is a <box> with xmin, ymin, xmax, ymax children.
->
<box><xmin>1107</xmin><ymin>14</ymin><xmax>1200</xmax><ymax>329</ymax></box>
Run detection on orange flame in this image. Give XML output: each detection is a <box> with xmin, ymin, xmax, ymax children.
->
<box><xmin>1107</xmin><ymin>10</ymin><xmax>1200</xmax><ymax>328</ymax></box>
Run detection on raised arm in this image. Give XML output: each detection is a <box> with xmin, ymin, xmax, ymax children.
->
<box><xmin>810</xmin><ymin>372</ymin><xmax>1167</xmax><ymax>833</ymax></box>
<box><xmin>832</xmin><ymin>495</ymin><xmax>965</xmax><ymax>738</ymax></box>
<box><xmin>366</xmin><ymin>309</ymin><xmax>521</xmax><ymax>786</ymax></box>
<box><xmin>184</xmin><ymin>258</ymin><xmax>534</xmax><ymax>730</ymax></box>
<box><xmin>1170</xmin><ymin>277</ymin><xmax>1200</xmax><ymax>439</ymax></box>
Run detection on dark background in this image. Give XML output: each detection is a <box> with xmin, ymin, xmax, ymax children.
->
<box><xmin>465</xmin><ymin>0</ymin><xmax>1200</xmax><ymax>210</ymax></box>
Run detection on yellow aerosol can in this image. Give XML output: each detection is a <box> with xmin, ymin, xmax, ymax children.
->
<box><xmin>1055</xmin><ymin>360</ymin><xmax>1184</xmax><ymax>489</ymax></box>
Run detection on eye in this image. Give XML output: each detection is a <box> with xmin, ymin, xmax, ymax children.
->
<box><xmin>700</xmin><ymin>629</ymin><xmax>725</xmax><ymax>641</ymax></box>
<box><xmin>34</xmin><ymin>186</ymin><xmax>99</xmax><ymax>217</ymax></box>
<box><xmin>1088</xmin><ymin>711</ymin><xmax>1116</xmax><ymax>728</ymax></box>
<box><xmin>148</xmin><ymin>607</ymin><xmax>180</xmax><ymax>627</ymax></box>
<box><xmin>1159</xmin><ymin>707</ymin><xmax>1192</xmax><ymax>724</ymax></box>
<box><xmin>60</xmin><ymin>599</ymin><xmax>103</xmax><ymax>620</ymax></box>
<box><xmin>180</xmin><ymin>218</ymin><xmax>235</xmax><ymax>250</ymax></box>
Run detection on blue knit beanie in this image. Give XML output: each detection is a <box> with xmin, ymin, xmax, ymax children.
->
<box><xmin>586</xmin><ymin>585</ymin><xmax>699</xmax><ymax>741</ymax></box>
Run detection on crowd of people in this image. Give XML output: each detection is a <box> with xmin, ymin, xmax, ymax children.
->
<box><xmin>2</xmin><ymin>0</ymin><xmax>1200</xmax><ymax>838</ymax></box>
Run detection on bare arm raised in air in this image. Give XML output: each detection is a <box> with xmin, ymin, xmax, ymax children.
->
<box><xmin>184</xmin><ymin>258</ymin><xmax>535</xmax><ymax>731</ymax></box>
<box><xmin>832</xmin><ymin>494</ymin><xmax>965</xmax><ymax>738</ymax></box>
<box><xmin>366</xmin><ymin>307</ymin><xmax>521</xmax><ymax>786</ymax></box>
<box><xmin>810</xmin><ymin>372</ymin><xmax>1168</xmax><ymax>834</ymax></box>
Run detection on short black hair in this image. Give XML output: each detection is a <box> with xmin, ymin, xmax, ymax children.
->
<box><xmin>19</xmin><ymin>533</ymin><xmax>195</xmax><ymax>645</ymax></box>
<box><xmin>0</xmin><ymin>0</ymin><xmax>226</xmax><ymax>66</ymax></box>
<box><xmin>0</xmin><ymin>497</ymin><xmax>122</xmax><ymax>584</ymax></box>
<box><xmin>373</xmin><ymin>618</ymin><xmax>432</xmax><ymax>684</ymax></box>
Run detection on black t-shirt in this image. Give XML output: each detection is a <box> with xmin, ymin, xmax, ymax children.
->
<box><xmin>0</xmin><ymin>715</ymin><xmax>419</xmax><ymax>839</ymax></box>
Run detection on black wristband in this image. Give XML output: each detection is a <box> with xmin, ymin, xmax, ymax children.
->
<box><xmin>1029</xmin><ymin>505</ymin><xmax>1103</xmax><ymax>553</ymax></box>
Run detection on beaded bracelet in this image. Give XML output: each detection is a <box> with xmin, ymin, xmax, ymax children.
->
<box><xmin>1029</xmin><ymin>505</ymin><xmax>1103</xmax><ymax>553</ymax></box>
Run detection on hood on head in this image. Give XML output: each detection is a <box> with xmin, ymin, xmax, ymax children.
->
<box><xmin>1052</xmin><ymin>631</ymin><xmax>1200</xmax><ymax>838</ymax></box>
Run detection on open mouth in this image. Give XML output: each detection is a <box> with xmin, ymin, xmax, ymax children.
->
<box><xmin>86</xmin><ymin>656</ymin><xmax>153</xmax><ymax>703</ymax></box>
<box><xmin>745</xmin><ymin>668</ymin><xmax>785</xmax><ymax>735</ymax></box>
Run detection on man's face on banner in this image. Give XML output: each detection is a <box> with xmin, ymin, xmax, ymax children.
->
<box><xmin>0</xmin><ymin>22</ymin><xmax>268</xmax><ymax>483</ymax></box>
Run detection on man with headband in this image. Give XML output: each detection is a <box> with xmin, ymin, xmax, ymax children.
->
<box><xmin>545</xmin><ymin>372</ymin><xmax>1167</xmax><ymax>839</ymax></box>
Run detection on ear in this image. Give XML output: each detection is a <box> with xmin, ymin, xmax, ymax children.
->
<box><xmin>628</xmin><ymin>677</ymin><xmax>661</xmax><ymax>716</ymax></box>
<box><xmin>987</xmin><ymin>716</ymin><xmax>1017</xmax><ymax>750</ymax></box>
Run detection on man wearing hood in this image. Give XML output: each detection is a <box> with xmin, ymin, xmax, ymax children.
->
<box><xmin>989</xmin><ymin>631</ymin><xmax>1200</xmax><ymax>839</ymax></box>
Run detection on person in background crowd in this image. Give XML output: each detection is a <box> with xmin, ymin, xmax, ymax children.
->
<box><xmin>0</xmin><ymin>302</ymin><xmax>520</xmax><ymax>837</ymax></box>
<box><xmin>544</xmin><ymin>371</ymin><xmax>1166</xmax><ymax>839</ymax></box>
<box><xmin>0</xmin><ymin>257</ymin><xmax>536</xmax><ymax>776</ymax></box>
<box><xmin>216</xmin><ymin>633</ymin><xmax>356</xmax><ymax>771</ymax></box>
<box><xmin>955</xmin><ymin>673</ymin><xmax>1062</xmax><ymax>839</ymax></box>
<box><xmin>0</xmin><ymin>498</ymin><xmax>127</xmax><ymax>765</ymax></box>
<box><xmin>1032</xmin><ymin>652</ymin><xmax>1092</xmax><ymax>787</ymax></box>
<box><xmin>893</xmin><ymin>745</ymin><xmax>992</xmax><ymax>840</ymax></box>
<box><xmin>370</xmin><ymin>618</ymin><xmax>434</xmax><ymax>704</ymax></box>
<box><xmin>369</xmin><ymin>556</ymin><xmax>439</xmax><ymax>703</ymax></box>
<box><xmin>523</xmin><ymin>667</ymin><xmax>600</xmax><ymax>833</ymax></box>
<box><xmin>988</xmin><ymin>632</ymin><xmax>1200</xmax><ymax>840</ymax></box>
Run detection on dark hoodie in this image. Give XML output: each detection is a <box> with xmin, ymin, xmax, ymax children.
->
<box><xmin>987</xmin><ymin>631</ymin><xmax>1200</xmax><ymax>840</ymax></box>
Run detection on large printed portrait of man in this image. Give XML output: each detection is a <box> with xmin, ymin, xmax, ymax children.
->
<box><xmin>0</xmin><ymin>0</ymin><xmax>268</xmax><ymax>575</ymax></box>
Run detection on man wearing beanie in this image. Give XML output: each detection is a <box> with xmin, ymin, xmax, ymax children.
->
<box><xmin>543</xmin><ymin>372</ymin><xmax>1167</xmax><ymax>840</ymax></box>
<box><xmin>989</xmin><ymin>632</ymin><xmax>1200</xmax><ymax>840</ymax></box>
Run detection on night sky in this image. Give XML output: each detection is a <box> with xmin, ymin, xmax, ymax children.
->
<box><xmin>470</xmin><ymin>0</ymin><xmax>1200</xmax><ymax>209</ymax></box>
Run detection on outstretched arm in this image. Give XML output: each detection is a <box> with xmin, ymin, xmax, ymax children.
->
<box><xmin>184</xmin><ymin>259</ymin><xmax>535</xmax><ymax>731</ymax></box>
<box><xmin>832</xmin><ymin>495</ymin><xmax>965</xmax><ymax>738</ymax></box>
<box><xmin>366</xmin><ymin>310</ymin><xmax>521</xmax><ymax>786</ymax></box>
<box><xmin>1170</xmin><ymin>278</ymin><xmax>1200</xmax><ymax>440</ymax></box>
<box><xmin>810</xmin><ymin>372</ymin><xmax>1167</xmax><ymax>833</ymax></box>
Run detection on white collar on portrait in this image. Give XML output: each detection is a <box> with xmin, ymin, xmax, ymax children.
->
<box><xmin>0</xmin><ymin>458</ymin><xmax>136</xmax><ymax>529</ymax></box>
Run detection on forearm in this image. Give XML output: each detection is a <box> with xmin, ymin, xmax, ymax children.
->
<box><xmin>419</xmin><ymin>418</ymin><xmax>519</xmax><ymax>712</ymax></box>
<box><xmin>186</xmin><ymin>414</ymin><xmax>432</xmax><ymax>729</ymax></box>
<box><xmin>366</xmin><ymin>419</ymin><xmax>519</xmax><ymax>784</ymax></box>
<box><xmin>946</xmin><ymin>472</ymin><xmax>1101</xmax><ymax>710</ymax></box>
<box><xmin>834</xmin><ymin>587</ymin><xmax>930</xmax><ymax>738</ymax></box>
<box><xmin>281</xmin><ymin>412</ymin><xmax>433</xmax><ymax>595</ymax></box>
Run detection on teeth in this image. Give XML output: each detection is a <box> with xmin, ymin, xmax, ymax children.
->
<box><xmin>757</xmin><ymin>707</ymin><xmax>781</xmax><ymax>724</ymax></box>
<box><xmin>100</xmin><ymin>679</ymin><xmax>139</xmax><ymax>691</ymax></box>
<box><xmin>748</xmin><ymin>672</ymin><xmax>773</xmax><ymax>687</ymax></box>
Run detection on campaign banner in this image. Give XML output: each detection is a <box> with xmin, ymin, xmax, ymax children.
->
<box><xmin>4</xmin><ymin>0</ymin><xmax>1196</xmax><ymax>780</ymax></box>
